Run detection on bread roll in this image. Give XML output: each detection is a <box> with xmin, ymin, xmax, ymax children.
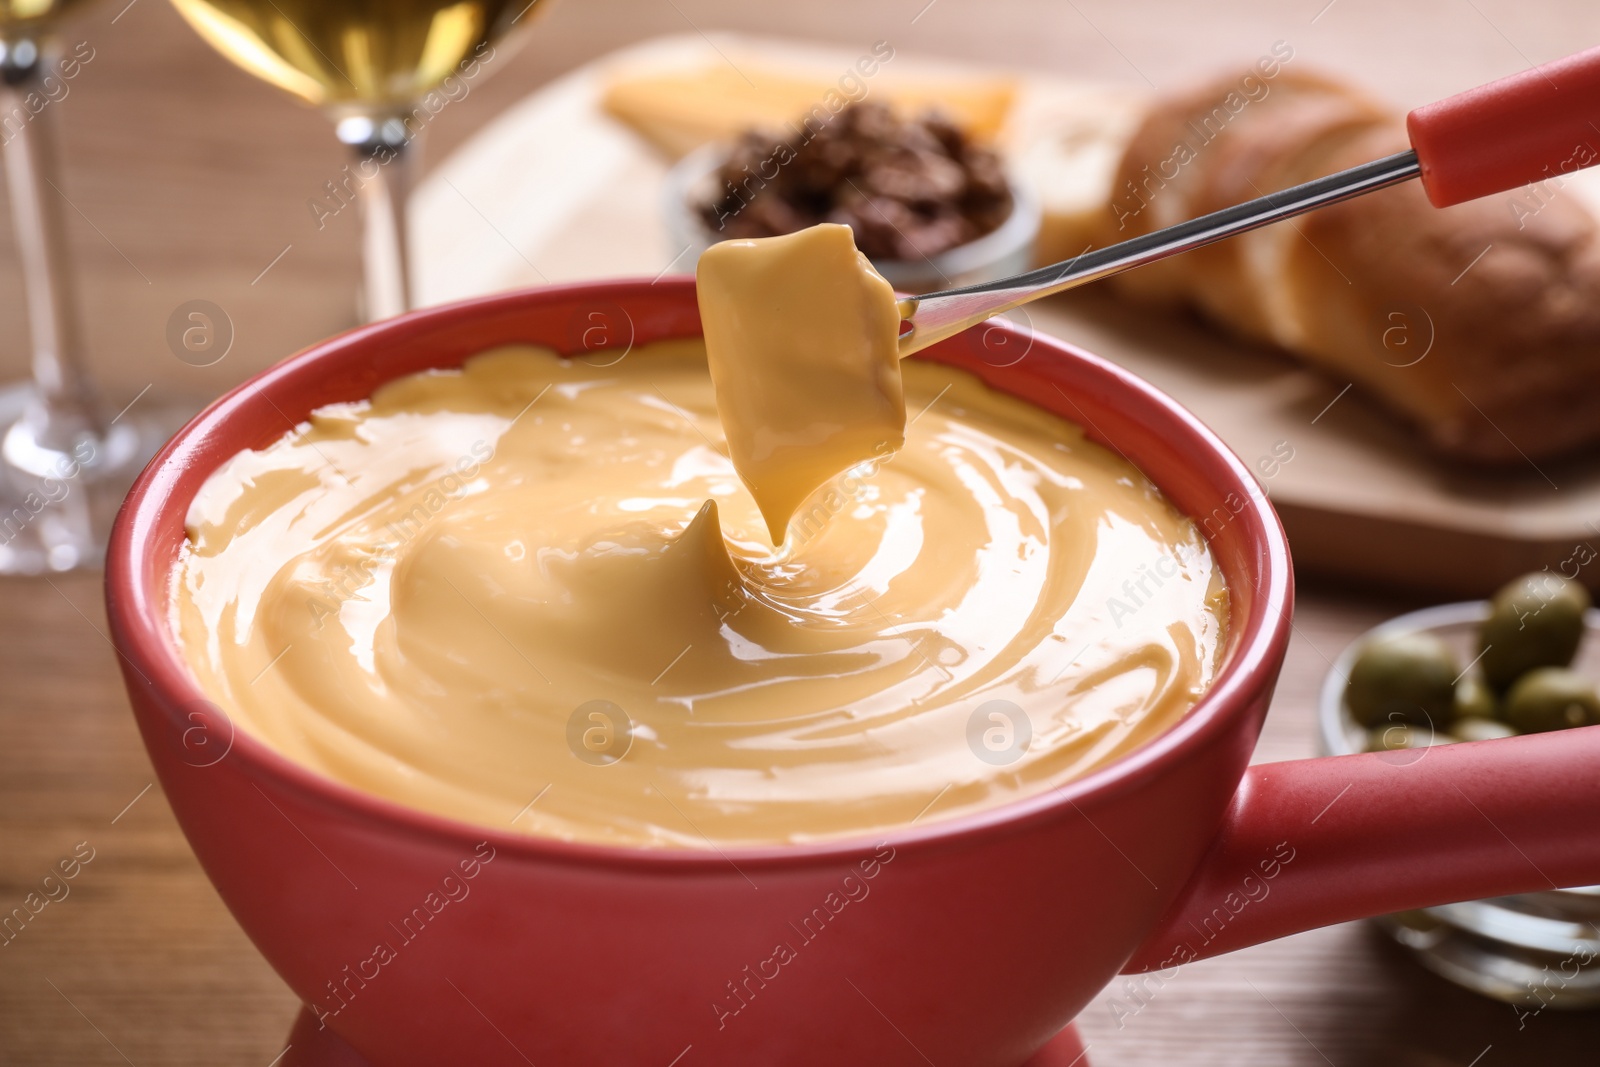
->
<box><xmin>1107</xmin><ymin>69</ymin><xmax>1600</xmax><ymax>463</ymax></box>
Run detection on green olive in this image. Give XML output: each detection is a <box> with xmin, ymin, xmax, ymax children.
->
<box><xmin>1450</xmin><ymin>716</ymin><xmax>1518</xmax><ymax>742</ymax></box>
<box><xmin>1366</xmin><ymin>724</ymin><xmax>1450</xmax><ymax>752</ymax></box>
<box><xmin>1453</xmin><ymin>674</ymin><xmax>1497</xmax><ymax>721</ymax></box>
<box><xmin>1501</xmin><ymin>667</ymin><xmax>1600</xmax><ymax>733</ymax></box>
<box><xmin>1479</xmin><ymin>573</ymin><xmax>1591</xmax><ymax>691</ymax></box>
<box><xmin>1345</xmin><ymin>633</ymin><xmax>1459</xmax><ymax>728</ymax></box>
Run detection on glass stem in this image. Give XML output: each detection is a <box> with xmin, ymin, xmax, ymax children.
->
<box><xmin>0</xmin><ymin>41</ymin><xmax>103</xmax><ymax>452</ymax></box>
<box><xmin>341</xmin><ymin>118</ymin><xmax>417</xmax><ymax>323</ymax></box>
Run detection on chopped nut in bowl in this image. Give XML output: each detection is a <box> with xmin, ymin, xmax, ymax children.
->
<box><xmin>664</xmin><ymin>101</ymin><xmax>1039</xmax><ymax>293</ymax></box>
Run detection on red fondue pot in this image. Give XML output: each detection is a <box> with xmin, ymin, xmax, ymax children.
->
<box><xmin>105</xmin><ymin>279</ymin><xmax>1600</xmax><ymax>1066</ymax></box>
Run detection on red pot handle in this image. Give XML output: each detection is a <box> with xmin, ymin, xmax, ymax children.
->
<box><xmin>1124</xmin><ymin>725</ymin><xmax>1600</xmax><ymax>973</ymax></box>
<box><xmin>1408</xmin><ymin>44</ymin><xmax>1600</xmax><ymax>207</ymax></box>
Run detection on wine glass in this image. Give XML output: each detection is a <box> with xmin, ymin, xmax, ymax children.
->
<box><xmin>168</xmin><ymin>0</ymin><xmax>539</xmax><ymax>321</ymax></box>
<box><xmin>0</xmin><ymin>0</ymin><xmax>179</xmax><ymax>573</ymax></box>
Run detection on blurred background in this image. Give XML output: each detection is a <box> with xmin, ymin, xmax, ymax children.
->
<box><xmin>5</xmin><ymin>1</ymin><xmax>1600</xmax><ymax>1064</ymax></box>
<box><xmin>14</xmin><ymin>0</ymin><xmax>1594</xmax><ymax>396</ymax></box>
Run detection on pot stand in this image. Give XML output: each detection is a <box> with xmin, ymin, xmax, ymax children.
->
<box><xmin>278</xmin><ymin>1006</ymin><xmax>1092</xmax><ymax>1067</ymax></box>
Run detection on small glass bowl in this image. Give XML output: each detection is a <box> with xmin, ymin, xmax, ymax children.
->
<box><xmin>661</xmin><ymin>143</ymin><xmax>1042</xmax><ymax>294</ymax></box>
<box><xmin>1318</xmin><ymin>600</ymin><xmax>1600</xmax><ymax>1008</ymax></box>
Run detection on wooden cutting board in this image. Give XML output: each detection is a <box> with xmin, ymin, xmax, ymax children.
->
<box><xmin>412</xmin><ymin>33</ymin><xmax>1600</xmax><ymax>598</ymax></box>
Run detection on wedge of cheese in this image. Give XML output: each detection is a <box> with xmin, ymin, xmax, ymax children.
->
<box><xmin>1001</xmin><ymin>82</ymin><xmax>1151</xmax><ymax>267</ymax></box>
<box><xmin>600</xmin><ymin>59</ymin><xmax>1017</xmax><ymax>157</ymax></box>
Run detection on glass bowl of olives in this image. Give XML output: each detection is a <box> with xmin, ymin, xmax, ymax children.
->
<box><xmin>1318</xmin><ymin>572</ymin><xmax>1600</xmax><ymax>1008</ymax></box>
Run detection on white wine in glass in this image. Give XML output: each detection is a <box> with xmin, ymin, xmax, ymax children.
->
<box><xmin>0</xmin><ymin>0</ymin><xmax>184</xmax><ymax>573</ymax></box>
<box><xmin>0</xmin><ymin>0</ymin><xmax>84</xmax><ymax>27</ymax></box>
<box><xmin>169</xmin><ymin>0</ymin><xmax>539</xmax><ymax>320</ymax></box>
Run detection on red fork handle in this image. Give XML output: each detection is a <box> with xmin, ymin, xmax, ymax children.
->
<box><xmin>1408</xmin><ymin>44</ymin><xmax>1600</xmax><ymax>207</ymax></box>
<box><xmin>1124</xmin><ymin>725</ymin><xmax>1600</xmax><ymax>973</ymax></box>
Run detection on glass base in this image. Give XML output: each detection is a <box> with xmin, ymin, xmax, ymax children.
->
<box><xmin>1381</xmin><ymin>892</ymin><xmax>1600</xmax><ymax>1009</ymax></box>
<box><xmin>0</xmin><ymin>381</ymin><xmax>193</xmax><ymax>575</ymax></box>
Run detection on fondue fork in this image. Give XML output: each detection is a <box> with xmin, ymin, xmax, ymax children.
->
<box><xmin>898</xmin><ymin>44</ymin><xmax>1600</xmax><ymax>355</ymax></box>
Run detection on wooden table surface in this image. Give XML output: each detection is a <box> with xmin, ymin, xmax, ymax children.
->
<box><xmin>4</xmin><ymin>1</ymin><xmax>1600</xmax><ymax>1064</ymax></box>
